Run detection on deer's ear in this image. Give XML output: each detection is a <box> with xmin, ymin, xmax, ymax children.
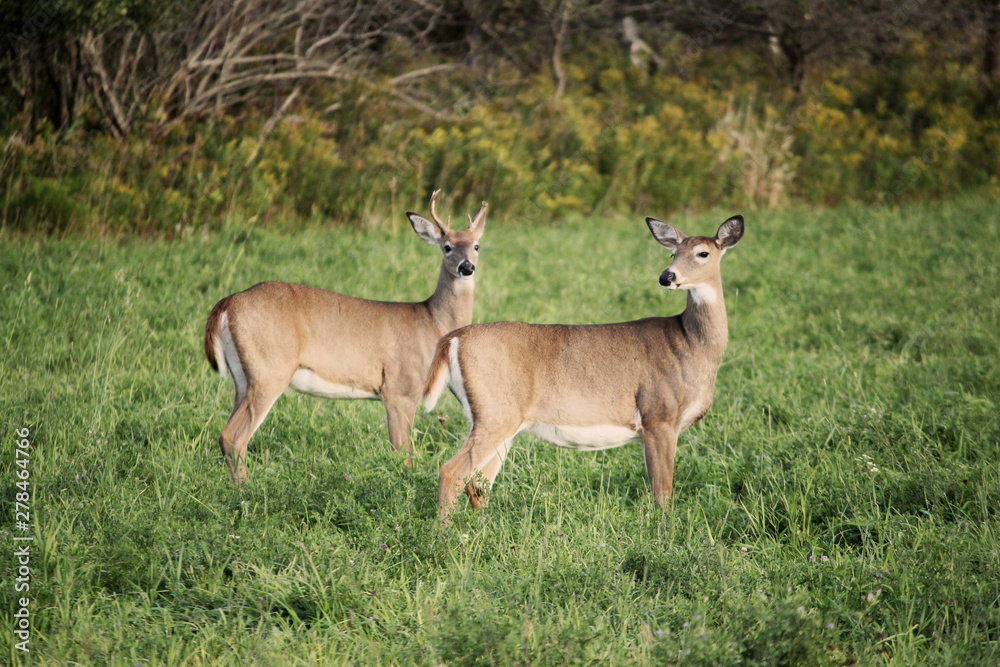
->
<box><xmin>716</xmin><ymin>215</ymin><xmax>744</xmax><ymax>250</ymax></box>
<box><xmin>646</xmin><ymin>217</ymin><xmax>685</xmax><ymax>250</ymax></box>
<box><xmin>408</xmin><ymin>213</ymin><xmax>444</xmax><ymax>245</ymax></box>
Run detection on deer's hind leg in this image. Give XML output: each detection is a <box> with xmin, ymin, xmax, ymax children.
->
<box><xmin>464</xmin><ymin>434</ymin><xmax>517</xmax><ymax>509</ymax></box>
<box><xmin>220</xmin><ymin>385</ymin><xmax>284</xmax><ymax>485</ymax></box>
<box><xmin>217</xmin><ymin>333</ymin><xmax>289</xmax><ymax>485</ymax></box>
<box><xmin>440</xmin><ymin>421</ymin><xmax>519</xmax><ymax>519</ymax></box>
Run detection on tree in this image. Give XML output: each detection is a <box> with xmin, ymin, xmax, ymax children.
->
<box><xmin>661</xmin><ymin>0</ymin><xmax>954</xmax><ymax>92</ymax></box>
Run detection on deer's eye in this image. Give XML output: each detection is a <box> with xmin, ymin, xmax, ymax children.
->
<box><xmin>444</xmin><ymin>244</ymin><xmax>453</xmax><ymax>253</ymax></box>
<box><xmin>698</xmin><ymin>251</ymin><xmax>710</xmax><ymax>258</ymax></box>
<box><xmin>474</xmin><ymin>244</ymin><xmax>479</xmax><ymax>251</ymax></box>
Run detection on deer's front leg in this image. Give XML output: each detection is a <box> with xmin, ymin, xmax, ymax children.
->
<box><xmin>383</xmin><ymin>395</ymin><xmax>417</xmax><ymax>467</ymax></box>
<box><xmin>641</xmin><ymin>422</ymin><xmax>679</xmax><ymax>506</ymax></box>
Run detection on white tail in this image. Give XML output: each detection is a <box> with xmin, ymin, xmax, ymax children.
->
<box><xmin>205</xmin><ymin>190</ymin><xmax>487</xmax><ymax>484</ymax></box>
<box><xmin>424</xmin><ymin>214</ymin><xmax>744</xmax><ymax>519</ymax></box>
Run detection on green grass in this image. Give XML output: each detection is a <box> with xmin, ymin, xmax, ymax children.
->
<box><xmin>1</xmin><ymin>195</ymin><xmax>999</xmax><ymax>665</ymax></box>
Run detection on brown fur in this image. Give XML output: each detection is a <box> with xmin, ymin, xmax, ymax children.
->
<box><xmin>422</xmin><ymin>334</ymin><xmax>455</xmax><ymax>407</ymax></box>
<box><xmin>204</xmin><ymin>296</ymin><xmax>231</xmax><ymax>374</ymax></box>
<box><xmin>205</xmin><ymin>196</ymin><xmax>487</xmax><ymax>485</ymax></box>
<box><xmin>427</xmin><ymin>215</ymin><xmax>744</xmax><ymax>521</ymax></box>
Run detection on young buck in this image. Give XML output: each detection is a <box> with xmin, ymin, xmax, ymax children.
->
<box><xmin>424</xmin><ymin>214</ymin><xmax>743</xmax><ymax>519</ymax></box>
<box><xmin>205</xmin><ymin>191</ymin><xmax>487</xmax><ymax>485</ymax></box>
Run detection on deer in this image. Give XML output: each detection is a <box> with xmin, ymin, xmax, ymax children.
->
<box><xmin>423</xmin><ymin>214</ymin><xmax>743</xmax><ymax>520</ymax></box>
<box><xmin>204</xmin><ymin>190</ymin><xmax>487</xmax><ymax>485</ymax></box>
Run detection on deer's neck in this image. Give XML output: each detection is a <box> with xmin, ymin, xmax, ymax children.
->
<box><xmin>425</xmin><ymin>266</ymin><xmax>475</xmax><ymax>336</ymax></box>
<box><xmin>679</xmin><ymin>281</ymin><xmax>729</xmax><ymax>363</ymax></box>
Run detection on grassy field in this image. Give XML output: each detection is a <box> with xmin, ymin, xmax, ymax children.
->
<box><xmin>1</xmin><ymin>195</ymin><xmax>999</xmax><ymax>665</ymax></box>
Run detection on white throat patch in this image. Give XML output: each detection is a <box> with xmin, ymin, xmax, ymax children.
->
<box><xmin>687</xmin><ymin>285</ymin><xmax>719</xmax><ymax>306</ymax></box>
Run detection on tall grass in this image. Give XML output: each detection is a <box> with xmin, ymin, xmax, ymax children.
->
<box><xmin>0</xmin><ymin>195</ymin><xmax>998</xmax><ymax>664</ymax></box>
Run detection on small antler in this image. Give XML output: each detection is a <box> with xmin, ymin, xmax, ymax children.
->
<box><xmin>429</xmin><ymin>189</ymin><xmax>450</xmax><ymax>232</ymax></box>
<box><xmin>468</xmin><ymin>201</ymin><xmax>488</xmax><ymax>231</ymax></box>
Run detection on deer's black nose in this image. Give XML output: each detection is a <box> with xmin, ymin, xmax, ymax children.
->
<box><xmin>458</xmin><ymin>260</ymin><xmax>475</xmax><ymax>276</ymax></box>
<box><xmin>659</xmin><ymin>270</ymin><xmax>675</xmax><ymax>286</ymax></box>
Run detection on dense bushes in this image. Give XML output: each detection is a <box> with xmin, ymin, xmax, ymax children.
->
<box><xmin>2</xmin><ymin>43</ymin><xmax>998</xmax><ymax>235</ymax></box>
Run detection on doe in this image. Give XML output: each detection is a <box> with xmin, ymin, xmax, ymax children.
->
<box><xmin>423</xmin><ymin>214</ymin><xmax>743</xmax><ymax>519</ymax></box>
<box><xmin>205</xmin><ymin>191</ymin><xmax>487</xmax><ymax>484</ymax></box>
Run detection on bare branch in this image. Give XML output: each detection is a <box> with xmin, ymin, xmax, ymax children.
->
<box><xmin>390</xmin><ymin>63</ymin><xmax>464</xmax><ymax>84</ymax></box>
<box><xmin>552</xmin><ymin>1</ymin><xmax>573</xmax><ymax>97</ymax></box>
<box><xmin>81</xmin><ymin>31</ymin><xmax>129</xmax><ymax>137</ymax></box>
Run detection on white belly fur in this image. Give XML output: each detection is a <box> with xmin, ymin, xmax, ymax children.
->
<box><xmin>523</xmin><ymin>422</ymin><xmax>641</xmax><ymax>451</ymax></box>
<box><xmin>289</xmin><ymin>369</ymin><xmax>378</xmax><ymax>400</ymax></box>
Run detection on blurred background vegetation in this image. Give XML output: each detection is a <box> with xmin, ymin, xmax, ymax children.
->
<box><xmin>2</xmin><ymin>0</ymin><xmax>999</xmax><ymax>235</ymax></box>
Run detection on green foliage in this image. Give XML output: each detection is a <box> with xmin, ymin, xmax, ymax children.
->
<box><xmin>4</xmin><ymin>42</ymin><xmax>1000</xmax><ymax>235</ymax></box>
<box><xmin>0</xmin><ymin>195</ymin><xmax>998</xmax><ymax>664</ymax></box>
